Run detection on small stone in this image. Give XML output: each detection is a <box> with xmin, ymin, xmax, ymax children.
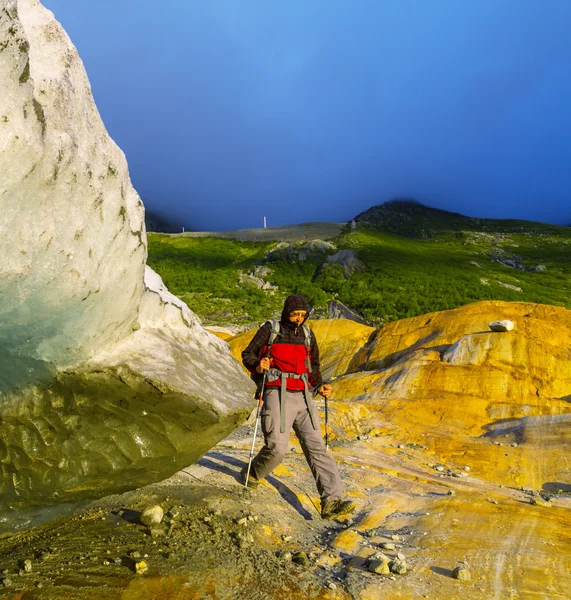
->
<box><xmin>135</xmin><ymin>560</ymin><xmax>148</xmax><ymax>575</ymax></box>
<box><xmin>368</xmin><ymin>559</ymin><xmax>390</xmax><ymax>575</ymax></box>
<box><xmin>282</xmin><ymin>535</ymin><xmax>292</xmax><ymax>542</ymax></box>
<box><xmin>328</xmin><ymin>582</ymin><xmax>337</xmax><ymax>590</ymax></box>
<box><xmin>453</xmin><ymin>566</ymin><xmax>471</xmax><ymax>580</ymax></box>
<box><xmin>530</xmin><ymin>496</ymin><xmax>551</xmax><ymax>507</ymax></box>
<box><xmin>398</xmin><ymin>444</ymin><xmax>405</xmax><ymax>449</ymax></box>
<box><xmin>140</xmin><ymin>505</ymin><xmax>163</xmax><ymax>527</ymax></box>
<box><xmin>435</xmin><ymin>465</ymin><xmax>445</xmax><ymax>472</ymax></box>
<box><xmin>488</xmin><ymin>319</ymin><xmax>515</xmax><ymax>332</ymax></box>
<box><xmin>511</xmin><ymin>443</ymin><xmax>518</xmax><ymax>447</ymax></box>
<box><xmin>1</xmin><ymin>578</ymin><xmax>12</xmax><ymax>588</ymax></box>
<box><xmin>276</xmin><ymin>550</ymin><xmax>292</xmax><ymax>561</ymax></box>
<box><xmin>237</xmin><ymin>517</ymin><xmax>248</xmax><ymax>526</ymax></box>
<box><xmin>397</xmin><ymin>552</ymin><xmax>406</xmax><ymax>560</ymax></box>
<box><xmin>369</xmin><ymin>552</ymin><xmax>388</xmax><ymax>561</ymax></box>
<box><xmin>463</xmin><ymin>466</ymin><xmax>471</xmax><ymax>471</ymax></box>
<box><xmin>129</xmin><ymin>551</ymin><xmax>141</xmax><ymax>559</ymax></box>
<box><xmin>149</xmin><ymin>526</ymin><xmax>166</xmax><ymax>538</ymax></box>
<box><xmin>391</xmin><ymin>534</ymin><xmax>400</xmax><ymax>541</ymax></box>
<box><xmin>23</xmin><ymin>560</ymin><xmax>33</xmax><ymax>572</ymax></box>
<box><xmin>292</xmin><ymin>551</ymin><xmax>310</xmax><ymax>567</ymax></box>
<box><xmin>389</xmin><ymin>559</ymin><xmax>407</xmax><ymax>575</ymax></box>
<box><xmin>380</xmin><ymin>542</ymin><xmax>396</xmax><ymax>550</ymax></box>
<box><xmin>447</xmin><ymin>490</ymin><xmax>455</xmax><ymax>496</ymax></box>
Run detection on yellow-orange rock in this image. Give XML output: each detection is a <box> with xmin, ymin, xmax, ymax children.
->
<box><xmin>228</xmin><ymin>302</ymin><xmax>571</xmax><ymax>599</ymax></box>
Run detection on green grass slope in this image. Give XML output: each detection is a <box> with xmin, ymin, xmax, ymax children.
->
<box><xmin>147</xmin><ymin>203</ymin><xmax>571</xmax><ymax>328</ymax></box>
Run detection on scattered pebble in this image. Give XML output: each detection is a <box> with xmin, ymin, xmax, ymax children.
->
<box><xmin>380</xmin><ymin>542</ymin><xmax>396</xmax><ymax>550</ymax></box>
<box><xmin>135</xmin><ymin>560</ymin><xmax>148</xmax><ymax>575</ymax></box>
<box><xmin>530</xmin><ymin>496</ymin><xmax>551</xmax><ymax>507</ymax></box>
<box><xmin>389</xmin><ymin>559</ymin><xmax>407</xmax><ymax>575</ymax></box>
<box><xmin>368</xmin><ymin>559</ymin><xmax>390</xmax><ymax>575</ymax></box>
<box><xmin>140</xmin><ymin>505</ymin><xmax>164</xmax><ymax>527</ymax></box>
<box><xmin>292</xmin><ymin>551</ymin><xmax>310</xmax><ymax>567</ymax></box>
<box><xmin>453</xmin><ymin>566</ymin><xmax>471</xmax><ymax>581</ymax></box>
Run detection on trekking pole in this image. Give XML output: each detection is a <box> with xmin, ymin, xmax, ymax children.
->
<box><xmin>324</xmin><ymin>392</ymin><xmax>329</xmax><ymax>450</ymax></box>
<box><xmin>244</xmin><ymin>371</ymin><xmax>266</xmax><ymax>488</ymax></box>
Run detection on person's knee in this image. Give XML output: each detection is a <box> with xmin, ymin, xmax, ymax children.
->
<box><xmin>299</xmin><ymin>434</ymin><xmax>325</xmax><ymax>454</ymax></box>
<box><xmin>265</xmin><ymin>442</ymin><xmax>288</xmax><ymax>462</ymax></box>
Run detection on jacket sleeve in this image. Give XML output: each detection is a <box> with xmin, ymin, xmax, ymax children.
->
<box><xmin>309</xmin><ymin>329</ymin><xmax>324</xmax><ymax>391</ymax></box>
<box><xmin>241</xmin><ymin>322</ymin><xmax>272</xmax><ymax>374</ymax></box>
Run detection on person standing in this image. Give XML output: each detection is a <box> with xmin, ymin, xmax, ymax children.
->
<box><xmin>241</xmin><ymin>294</ymin><xmax>355</xmax><ymax>520</ymax></box>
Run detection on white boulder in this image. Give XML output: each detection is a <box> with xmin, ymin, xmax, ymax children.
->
<box><xmin>488</xmin><ymin>320</ymin><xmax>515</xmax><ymax>332</ymax></box>
<box><xmin>0</xmin><ymin>0</ymin><xmax>254</xmax><ymax>512</ymax></box>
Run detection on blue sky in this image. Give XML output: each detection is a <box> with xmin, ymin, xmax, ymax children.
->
<box><xmin>42</xmin><ymin>1</ymin><xmax>571</xmax><ymax>231</ymax></box>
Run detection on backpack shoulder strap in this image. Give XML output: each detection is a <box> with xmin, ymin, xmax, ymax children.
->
<box><xmin>266</xmin><ymin>320</ymin><xmax>281</xmax><ymax>349</ymax></box>
<box><xmin>301</xmin><ymin>324</ymin><xmax>312</xmax><ymax>371</ymax></box>
<box><xmin>301</xmin><ymin>324</ymin><xmax>311</xmax><ymax>349</ymax></box>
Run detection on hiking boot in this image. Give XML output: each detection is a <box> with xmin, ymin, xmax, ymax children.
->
<box><xmin>321</xmin><ymin>498</ymin><xmax>356</xmax><ymax>520</ymax></box>
<box><xmin>240</xmin><ymin>466</ymin><xmax>260</xmax><ymax>489</ymax></box>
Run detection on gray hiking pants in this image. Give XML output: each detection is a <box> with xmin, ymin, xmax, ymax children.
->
<box><xmin>250</xmin><ymin>388</ymin><xmax>344</xmax><ymax>501</ymax></box>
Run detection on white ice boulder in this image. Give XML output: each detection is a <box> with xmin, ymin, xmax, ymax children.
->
<box><xmin>0</xmin><ymin>0</ymin><xmax>254</xmax><ymax>513</ymax></box>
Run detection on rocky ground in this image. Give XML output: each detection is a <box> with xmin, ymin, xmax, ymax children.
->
<box><xmin>2</xmin><ymin>412</ymin><xmax>570</xmax><ymax>600</ymax></box>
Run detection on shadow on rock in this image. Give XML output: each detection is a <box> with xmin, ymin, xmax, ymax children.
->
<box><xmin>199</xmin><ymin>451</ymin><xmax>314</xmax><ymax>520</ymax></box>
<box><xmin>542</xmin><ymin>482</ymin><xmax>571</xmax><ymax>494</ymax></box>
<box><xmin>430</xmin><ymin>566</ymin><xmax>456</xmax><ymax>578</ymax></box>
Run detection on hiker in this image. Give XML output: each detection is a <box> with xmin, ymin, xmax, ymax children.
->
<box><xmin>241</xmin><ymin>294</ymin><xmax>355</xmax><ymax>520</ymax></box>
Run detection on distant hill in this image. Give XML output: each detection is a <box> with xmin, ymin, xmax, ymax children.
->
<box><xmin>178</xmin><ymin>221</ymin><xmax>346</xmax><ymax>242</ymax></box>
<box><xmin>147</xmin><ymin>202</ymin><xmax>571</xmax><ymax>328</ymax></box>
<box><xmin>355</xmin><ymin>199</ymin><xmax>566</xmax><ymax>238</ymax></box>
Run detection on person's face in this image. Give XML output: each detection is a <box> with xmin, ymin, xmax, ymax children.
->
<box><xmin>288</xmin><ymin>310</ymin><xmax>307</xmax><ymax>326</ymax></box>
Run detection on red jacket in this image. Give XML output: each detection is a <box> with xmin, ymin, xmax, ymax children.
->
<box><xmin>242</xmin><ymin>320</ymin><xmax>323</xmax><ymax>392</ymax></box>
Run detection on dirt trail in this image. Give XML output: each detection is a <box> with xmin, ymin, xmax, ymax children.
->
<box><xmin>0</xmin><ymin>422</ymin><xmax>570</xmax><ymax>599</ymax></box>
